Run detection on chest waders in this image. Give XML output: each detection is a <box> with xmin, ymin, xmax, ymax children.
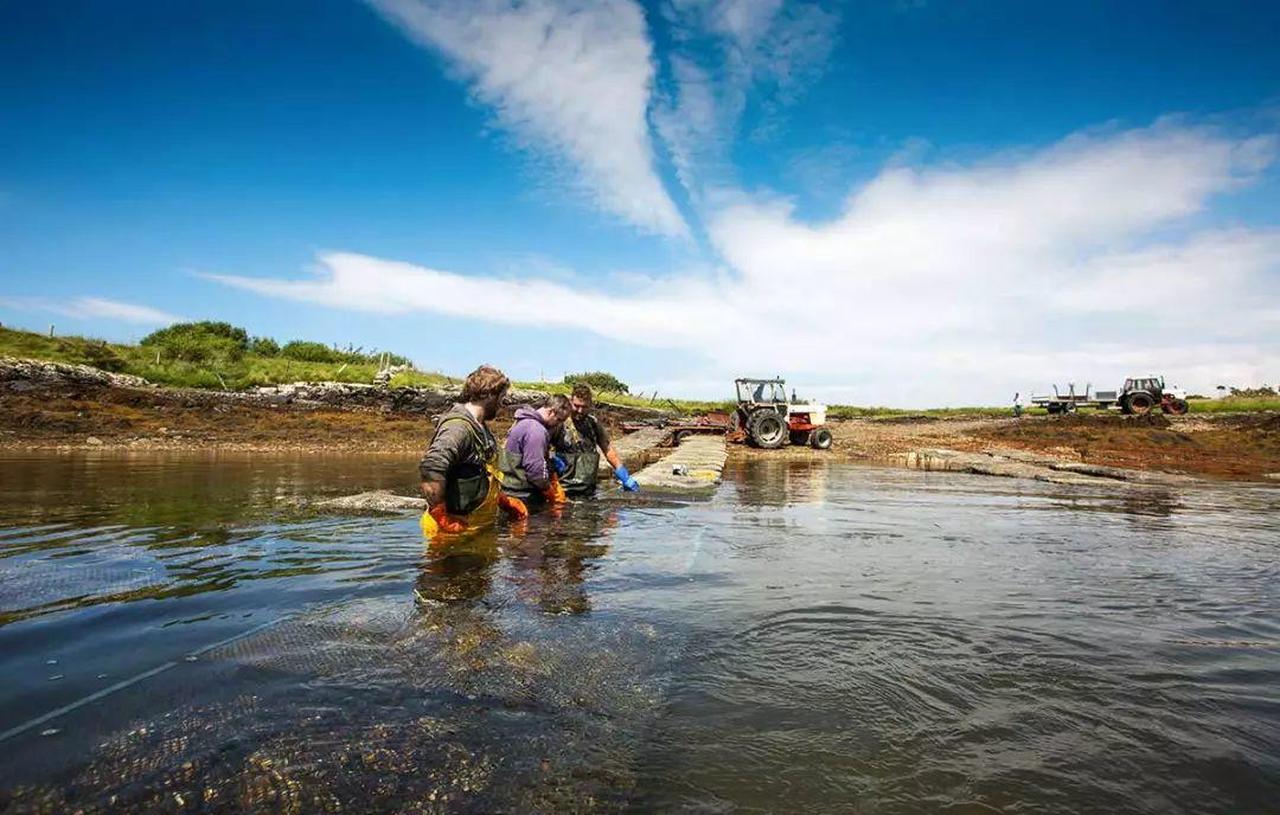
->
<box><xmin>499</xmin><ymin>448</ymin><xmax>536</xmax><ymax>497</ymax></box>
<box><xmin>421</xmin><ymin>416</ymin><xmax>501</xmax><ymax>539</ymax></box>
<box><xmin>558</xmin><ymin>417</ymin><xmax>602</xmax><ymax>495</ymax></box>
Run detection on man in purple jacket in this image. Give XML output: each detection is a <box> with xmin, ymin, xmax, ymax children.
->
<box><xmin>499</xmin><ymin>394</ymin><xmax>571</xmax><ymax>504</ymax></box>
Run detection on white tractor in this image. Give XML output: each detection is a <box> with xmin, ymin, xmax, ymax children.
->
<box><xmin>730</xmin><ymin>377</ymin><xmax>833</xmax><ymax>450</ymax></box>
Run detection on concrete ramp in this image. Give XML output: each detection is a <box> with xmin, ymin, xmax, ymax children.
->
<box><xmin>632</xmin><ymin>435</ymin><xmax>727</xmax><ymax>495</ymax></box>
<box><xmin>599</xmin><ymin>426</ymin><xmax>672</xmax><ymax>477</ymax></box>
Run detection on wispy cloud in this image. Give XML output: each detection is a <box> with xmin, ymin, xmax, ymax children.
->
<box><xmin>367</xmin><ymin>0</ymin><xmax>688</xmax><ymax>238</ymax></box>
<box><xmin>656</xmin><ymin>0</ymin><xmax>841</xmax><ymax>197</ymax></box>
<box><xmin>206</xmin><ymin>118</ymin><xmax>1280</xmax><ymax>403</ymax></box>
<box><xmin>0</xmin><ymin>296</ymin><xmax>181</xmax><ymax>325</ymax></box>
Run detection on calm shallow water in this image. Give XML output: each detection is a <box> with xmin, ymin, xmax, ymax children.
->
<box><xmin>0</xmin><ymin>451</ymin><xmax>1278</xmax><ymax>813</ymax></box>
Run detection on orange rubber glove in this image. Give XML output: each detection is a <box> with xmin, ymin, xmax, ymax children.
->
<box><xmin>499</xmin><ymin>493</ymin><xmax>529</xmax><ymax>520</ymax></box>
<box><xmin>427</xmin><ymin>504</ymin><xmax>467</xmax><ymax>536</ymax></box>
<box><xmin>543</xmin><ymin>473</ymin><xmax>567</xmax><ymax>505</ymax></box>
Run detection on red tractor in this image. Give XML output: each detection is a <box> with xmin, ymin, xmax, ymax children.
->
<box><xmin>730</xmin><ymin>378</ymin><xmax>833</xmax><ymax>450</ymax></box>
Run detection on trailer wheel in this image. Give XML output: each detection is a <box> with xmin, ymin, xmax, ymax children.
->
<box><xmin>746</xmin><ymin>409</ymin><xmax>788</xmax><ymax>449</ymax></box>
<box><xmin>1126</xmin><ymin>392</ymin><xmax>1154</xmax><ymax>415</ymax></box>
<box><xmin>810</xmin><ymin>428</ymin><xmax>833</xmax><ymax>450</ymax></box>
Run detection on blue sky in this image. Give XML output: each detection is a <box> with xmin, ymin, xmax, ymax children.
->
<box><xmin>2</xmin><ymin>0</ymin><xmax>1278</xmax><ymax>405</ymax></box>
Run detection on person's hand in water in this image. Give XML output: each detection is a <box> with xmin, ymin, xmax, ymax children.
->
<box><xmin>614</xmin><ymin>466</ymin><xmax>640</xmax><ymax>492</ymax></box>
<box><xmin>544</xmin><ymin>473</ymin><xmax>568</xmax><ymax>504</ymax></box>
<box><xmin>499</xmin><ymin>493</ymin><xmax>529</xmax><ymax>520</ymax></box>
<box><xmin>422</xmin><ymin>505</ymin><xmax>467</xmax><ymax>539</ymax></box>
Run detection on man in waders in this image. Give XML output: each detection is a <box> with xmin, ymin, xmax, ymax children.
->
<box><xmin>418</xmin><ymin>364</ymin><xmax>528</xmax><ymax>540</ymax></box>
<box><xmin>551</xmin><ymin>383</ymin><xmax>640</xmax><ymax>496</ymax></box>
<box><xmin>500</xmin><ymin>394</ymin><xmax>572</xmax><ymax>508</ymax></box>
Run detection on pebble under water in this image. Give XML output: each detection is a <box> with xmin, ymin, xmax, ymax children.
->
<box><xmin>0</xmin><ymin>451</ymin><xmax>1277</xmax><ymax>813</ymax></box>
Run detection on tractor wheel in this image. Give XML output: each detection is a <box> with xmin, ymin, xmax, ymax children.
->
<box><xmin>789</xmin><ymin>430</ymin><xmax>811</xmax><ymax>446</ymax></box>
<box><xmin>1126</xmin><ymin>392</ymin><xmax>1154</xmax><ymax>415</ymax></box>
<box><xmin>810</xmin><ymin>428</ymin><xmax>833</xmax><ymax>450</ymax></box>
<box><xmin>674</xmin><ymin>429</ymin><xmax>691</xmax><ymax>444</ymax></box>
<box><xmin>1164</xmin><ymin>398</ymin><xmax>1189</xmax><ymax>416</ymax></box>
<box><xmin>746</xmin><ymin>409</ymin><xmax>788</xmax><ymax>449</ymax></box>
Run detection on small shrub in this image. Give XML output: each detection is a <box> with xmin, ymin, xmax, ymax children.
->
<box><xmin>81</xmin><ymin>340</ymin><xmax>127</xmax><ymax>372</ymax></box>
<box><xmin>141</xmin><ymin>321</ymin><xmax>249</xmax><ymax>350</ymax></box>
<box><xmin>140</xmin><ymin>321</ymin><xmax>248</xmax><ymax>364</ymax></box>
<box><xmin>563</xmin><ymin>371</ymin><xmax>629</xmax><ymax>394</ymax></box>
<box><xmin>281</xmin><ymin>340</ymin><xmax>340</xmax><ymax>363</ymax></box>
<box><xmin>249</xmin><ymin>336</ymin><xmax>280</xmax><ymax>356</ymax></box>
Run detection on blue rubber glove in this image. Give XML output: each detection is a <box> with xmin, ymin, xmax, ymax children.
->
<box><xmin>550</xmin><ymin>454</ymin><xmax>568</xmax><ymax>476</ymax></box>
<box><xmin>615</xmin><ymin>465</ymin><xmax>639</xmax><ymax>492</ymax></box>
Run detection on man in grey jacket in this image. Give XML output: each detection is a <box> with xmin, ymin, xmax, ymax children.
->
<box><xmin>418</xmin><ymin>364</ymin><xmax>525</xmax><ymax>536</ymax></box>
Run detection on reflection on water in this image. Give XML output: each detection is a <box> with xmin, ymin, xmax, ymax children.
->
<box><xmin>1</xmin><ymin>452</ymin><xmax>1279</xmax><ymax>813</ymax></box>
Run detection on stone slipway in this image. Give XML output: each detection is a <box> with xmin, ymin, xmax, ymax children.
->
<box><xmin>895</xmin><ymin>448</ymin><xmax>1196</xmax><ymax>487</ymax></box>
<box><xmin>631</xmin><ymin>435</ymin><xmax>727</xmax><ymax>495</ymax></box>
<box><xmin>599</xmin><ymin>426</ymin><xmax>672</xmax><ymax>476</ymax></box>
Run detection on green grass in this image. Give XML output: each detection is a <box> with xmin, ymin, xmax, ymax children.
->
<box><xmin>1188</xmin><ymin>397</ymin><xmax>1280</xmax><ymax>413</ymax></box>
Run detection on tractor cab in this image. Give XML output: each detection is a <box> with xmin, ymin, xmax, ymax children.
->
<box><xmin>736</xmin><ymin>377</ymin><xmax>788</xmax><ymax>408</ymax></box>
<box><xmin>1123</xmin><ymin>376</ymin><xmax>1164</xmax><ymax>396</ymax></box>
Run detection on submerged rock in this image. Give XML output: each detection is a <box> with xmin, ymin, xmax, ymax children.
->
<box><xmin>315</xmin><ymin>490</ymin><xmax>427</xmax><ymax>513</ymax></box>
<box><xmin>896</xmin><ymin>447</ymin><xmax>1192</xmax><ymax>487</ymax></box>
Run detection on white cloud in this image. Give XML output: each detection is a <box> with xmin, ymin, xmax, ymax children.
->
<box><xmin>368</xmin><ymin>0</ymin><xmax>687</xmax><ymax>238</ymax></box>
<box><xmin>206</xmin><ymin>118</ymin><xmax>1280</xmax><ymax>405</ymax></box>
<box><xmin>0</xmin><ymin>296</ymin><xmax>181</xmax><ymax>325</ymax></box>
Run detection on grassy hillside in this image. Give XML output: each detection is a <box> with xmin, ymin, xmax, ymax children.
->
<box><xmin>0</xmin><ymin>324</ymin><xmax>450</xmax><ymax>391</ymax></box>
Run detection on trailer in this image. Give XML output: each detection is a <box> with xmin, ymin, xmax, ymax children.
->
<box><xmin>1030</xmin><ymin>376</ymin><xmax>1189</xmax><ymax>416</ymax></box>
<box><xmin>1029</xmin><ymin>383</ymin><xmax>1114</xmax><ymax>414</ymax></box>
<box><xmin>620</xmin><ymin>412</ymin><xmax>731</xmax><ymax>443</ymax></box>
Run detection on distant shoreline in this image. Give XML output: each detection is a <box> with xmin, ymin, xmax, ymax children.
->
<box><xmin>3</xmin><ymin>355</ymin><xmax>1277</xmax><ymax>482</ymax></box>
